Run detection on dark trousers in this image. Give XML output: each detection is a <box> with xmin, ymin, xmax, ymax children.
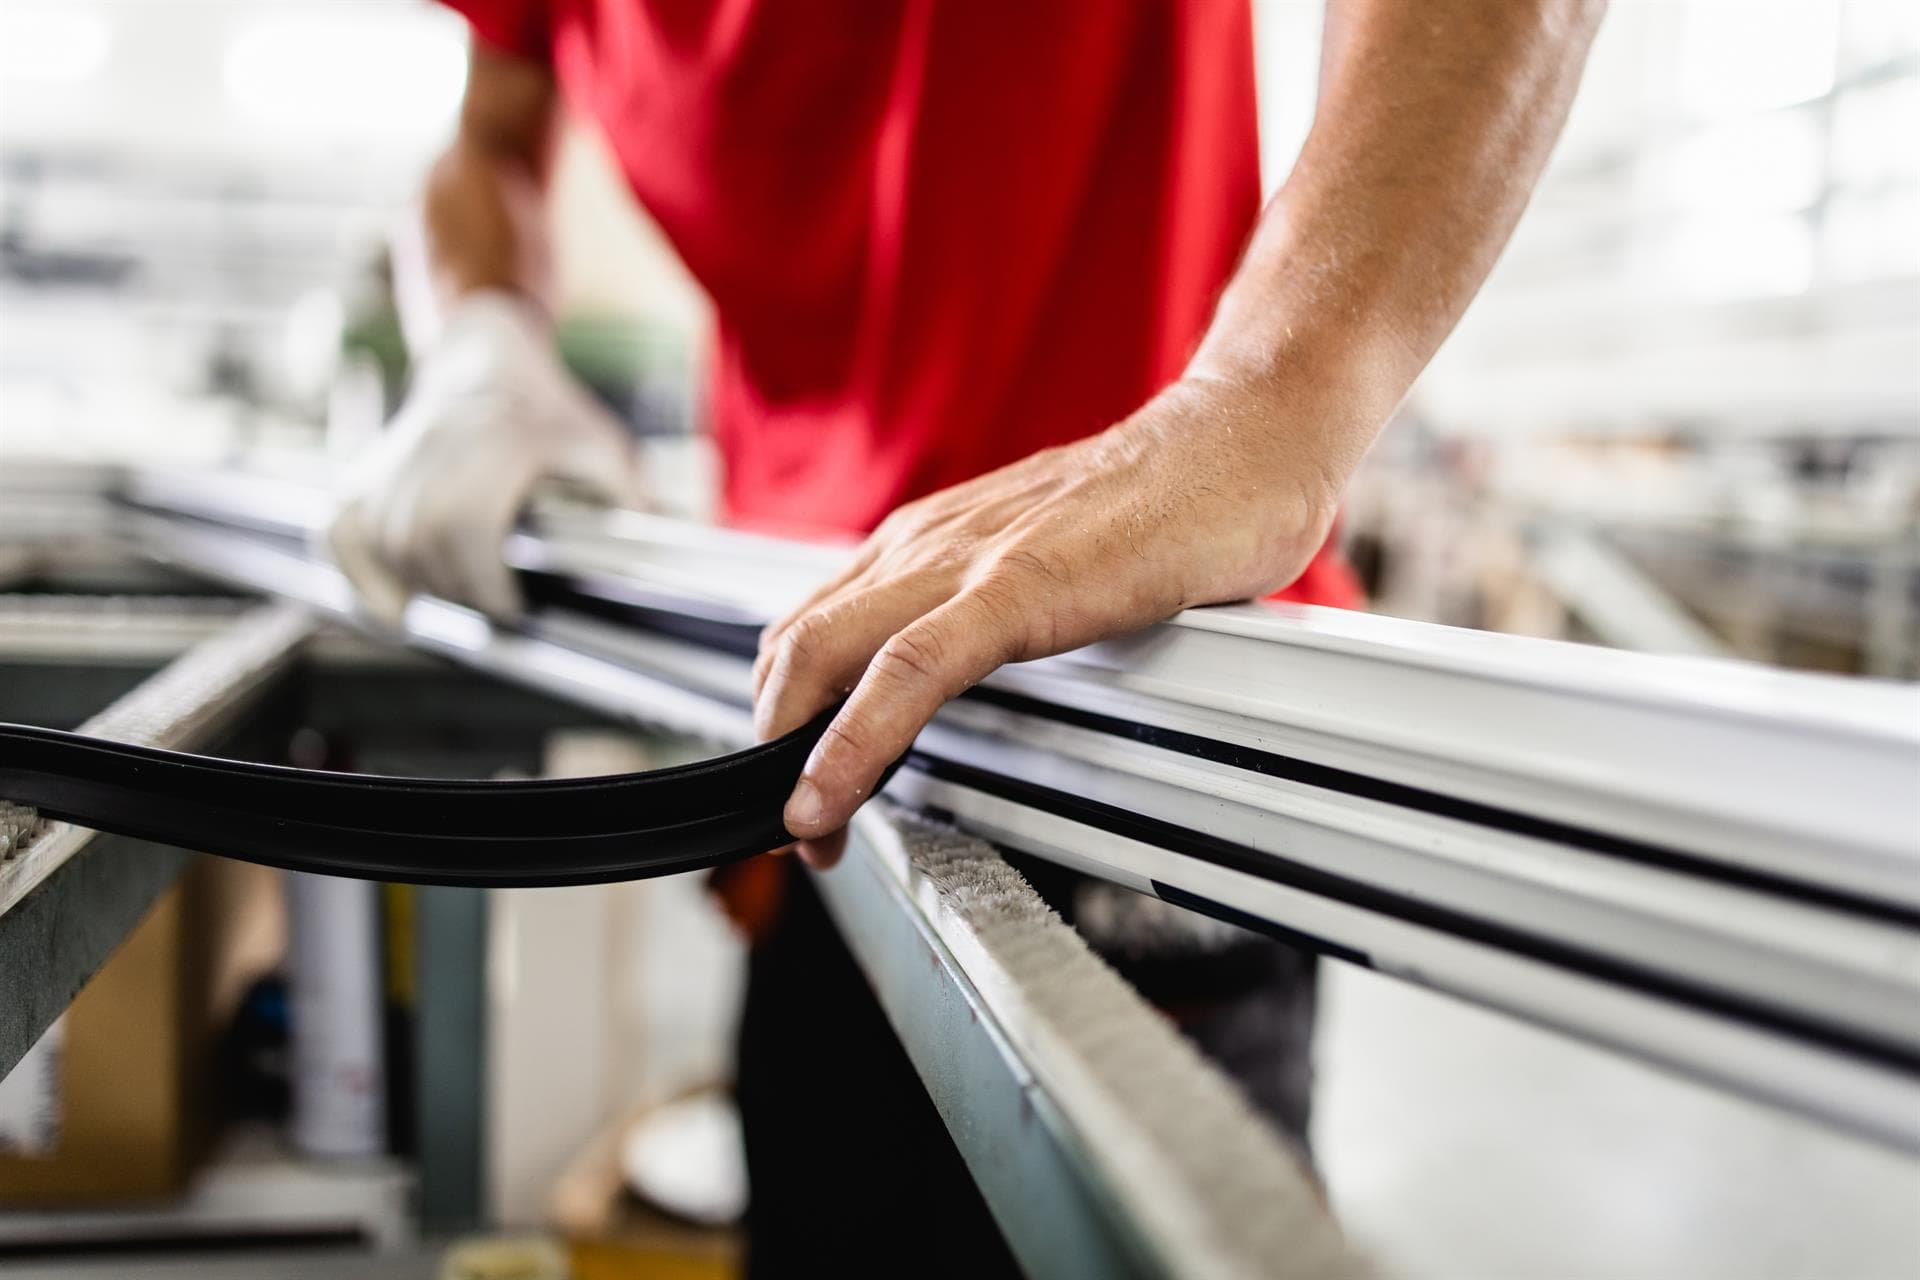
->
<box><xmin>734</xmin><ymin>862</ymin><xmax>1318</xmax><ymax>1279</ymax></box>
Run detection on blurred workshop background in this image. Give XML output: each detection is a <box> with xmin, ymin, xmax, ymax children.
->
<box><xmin>0</xmin><ymin>2</ymin><xmax>1916</xmax><ymax>1279</ymax></box>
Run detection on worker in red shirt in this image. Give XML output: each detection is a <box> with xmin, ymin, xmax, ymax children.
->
<box><xmin>329</xmin><ymin>1</ymin><xmax>1601</xmax><ymax>1272</ymax></box>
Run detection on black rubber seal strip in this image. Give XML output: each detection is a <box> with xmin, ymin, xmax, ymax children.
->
<box><xmin>0</xmin><ymin>707</ymin><xmax>886</xmax><ymax>888</ymax></box>
<box><xmin>910</xmin><ymin>749</ymin><xmax>1920</xmax><ymax>1076</ymax></box>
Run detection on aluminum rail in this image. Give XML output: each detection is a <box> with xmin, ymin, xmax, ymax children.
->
<box><xmin>114</xmin><ymin>467</ymin><xmax>1920</xmax><ymax>1152</ymax></box>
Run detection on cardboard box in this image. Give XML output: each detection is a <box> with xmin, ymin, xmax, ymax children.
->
<box><xmin>0</xmin><ymin>856</ymin><xmax>284</xmax><ymax>1202</ymax></box>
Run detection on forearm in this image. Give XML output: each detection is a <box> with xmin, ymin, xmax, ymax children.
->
<box><xmin>421</xmin><ymin>41</ymin><xmax>562</xmax><ymax>314</ymax></box>
<box><xmin>1188</xmin><ymin>0</ymin><xmax>1604</xmax><ymax>496</ymax></box>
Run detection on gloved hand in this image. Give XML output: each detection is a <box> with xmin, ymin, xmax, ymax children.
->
<box><xmin>324</xmin><ymin>289</ymin><xmax>642</xmax><ymax>624</ymax></box>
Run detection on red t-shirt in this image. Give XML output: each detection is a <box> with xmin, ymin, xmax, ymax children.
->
<box><xmin>442</xmin><ymin>0</ymin><xmax>1359</xmax><ymax>607</ymax></box>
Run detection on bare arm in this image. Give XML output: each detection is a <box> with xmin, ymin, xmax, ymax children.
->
<box><xmin>327</xmin><ymin>41</ymin><xmax>637</xmax><ymax>624</ymax></box>
<box><xmin>752</xmin><ymin>0</ymin><xmax>1606</xmax><ymax>865</ymax></box>
<box><xmin>1187</xmin><ymin>0</ymin><xmax>1607</xmax><ymax>503</ymax></box>
<box><xmin>421</xmin><ymin>40</ymin><xmax>563</xmax><ymax>312</ymax></box>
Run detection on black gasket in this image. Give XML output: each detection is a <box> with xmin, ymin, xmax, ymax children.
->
<box><xmin>0</xmin><ymin>708</ymin><xmax>873</xmax><ymax>887</ymax></box>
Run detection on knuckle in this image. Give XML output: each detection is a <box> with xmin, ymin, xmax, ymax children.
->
<box><xmin>990</xmin><ymin>546</ymin><xmax>1069</xmax><ymax>587</ymax></box>
<box><xmin>778</xmin><ymin>612</ymin><xmax>834</xmax><ymax>667</ymax></box>
<box><xmin>956</xmin><ymin>586</ymin><xmax>1028</xmax><ymax>663</ymax></box>
<box><xmin>757</xmin><ymin>611</ymin><xmax>804</xmax><ymax>662</ymax></box>
<box><xmin>324</xmin><ymin>511</ymin><xmax>362</xmax><ymax>560</ymax></box>
<box><xmin>764</xmin><ymin>611</ymin><xmax>849</xmax><ymax>699</ymax></box>
<box><xmin>873</xmin><ymin>627</ymin><xmax>946</xmax><ymax>687</ymax></box>
<box><xmin>964</xmin><ymin>570</ymin><xmax>1025</xmax><ymax>619</ymax></box>
<box><xmin>377</xmin><ymin>522</ymin><xmax>414</xmax><ymax>571</ymax></box>
<box><xmin>875</xmin><ymin>500</ymin><xmax>924</xmax><ymax>539</ymax></box>
<box><xmin>816</xmin><ymin>714</ymin><xmax>873</xmax><ymax>764</ymax></box>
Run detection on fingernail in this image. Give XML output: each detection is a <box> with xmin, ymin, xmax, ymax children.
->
<box><xmin>785</xmin><ymin>778</ymin><xmax>824</xmax><ymax>835</ymax></box>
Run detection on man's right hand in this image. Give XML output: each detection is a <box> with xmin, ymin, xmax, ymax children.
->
<box><xmin>324</xmin><ymin>289</ymin><xmax>642</xmax><ymax>625</ymax></box>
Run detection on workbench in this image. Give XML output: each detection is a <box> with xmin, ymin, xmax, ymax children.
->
<box><xmin>3</xmin><ymin>461</ymin><xmax>1916</xmax><ymax>1278</ymax></box>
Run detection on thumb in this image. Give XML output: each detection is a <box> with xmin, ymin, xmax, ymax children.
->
<box><xmin>322</xmin><ymin>500</ymin><xmax>412</xmax><ymax>628</ymax></box>
<box><xmin>552</xmin><ymin>402</ymin><xmax>645</xmax><ymax>509</ymax></box>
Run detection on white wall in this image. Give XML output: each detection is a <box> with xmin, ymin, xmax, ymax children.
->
<box><xmin>485</xmin><ymin>733</ymin><xmax>743</xmax><ymax>1228</ymax></box>
<box><xmin>1316</xmin><ymin>963</ymin><xmax>1920</xmax><ymax>1279</ymax></box>
<box><xmin>0</xmin><ymin>0</ymin><xmax>464</xmax><ymax>171</ymax></box>
<box><xmin>1252</xmin><ymin>0</ymin><xmax>1920</xmax><ymax>437</ymax></box>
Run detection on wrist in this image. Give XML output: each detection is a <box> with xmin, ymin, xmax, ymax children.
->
<box><xmin>1177</xmin><ymin>316</ymin><xmax>1402</xmax><ymax>525</ymax></box>
<box><xmin>445</xmin><ymin>287</ymin><xmax>553</xmax><ymax>344</ymax></box>
<box><xmin>1187</xmin><ymin>319</ymin><xmax>1408</xmax><ymax>438</ymax></box>
<box><xmin>1185</xmin><ymin>228</ymin><xmax>1424</xmax><ymax>448</ymax></box>
<box><xmin>412</xmin><ymin>288</ymin><xmax>561</xmax><ymax>400</ymax></box>
<box><xmin>1105</xmin><ymin>376</ymin><xmax>1343</xmax><ymax>597</ymax></box>
<box><xmin>1156</xmin><ymin>372</ymin><xmax>1350</xmax><ymax>520</ymax></box>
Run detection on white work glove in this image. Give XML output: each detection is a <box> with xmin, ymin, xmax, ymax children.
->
<box><xmin>325</xmin><ymin>290</ymin><xmax>641</xmax><ymax>624</ymax></box>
